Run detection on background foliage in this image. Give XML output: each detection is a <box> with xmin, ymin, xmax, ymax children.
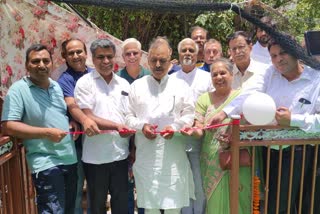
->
<box><xmin>68</xmin><ymin>0</ymin><xmax>320</xmax><ymax>58</ymax></box>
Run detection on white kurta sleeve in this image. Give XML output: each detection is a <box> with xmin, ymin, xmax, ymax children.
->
<box><xmin>125</xmin><ymin>85</ymin><xmax>147</xmax><ymax>130</ymax></box>
<box><xmin>171</xmin><ymin>88</ymin><xmax>195</xmax><ymax>131</ymax></box>
<box><xmin>223</xmin><ymin>67</ymin><xmax>270</xmax><ymax>117</ymax></box>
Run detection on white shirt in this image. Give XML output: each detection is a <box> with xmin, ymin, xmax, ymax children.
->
<box><xmin>170</xmin><ymin>67</ymin><xmax>213</xmax><ymax>152</ymax></box>
<box><xmin>232</xmin><ymin>58</ymin><xmax>269</xmax><ymax>89</ymax></box>
<box><xmin>224</xmin><ymin>65</ymin><xmax>320</xmax><ymax>133</ymax></box>
<box><xmin>126</xmin><ymin>75</ymin><xmax>195</xmax><ymax>209</ymax></box>
<box><xmin>74</xmin><ymin>71</ymin><xmax>130</xmax><ymax>164</ymax></box>
<box><xmin>251</xmin><ymin>41</ymin><xmax>272</xmax><ymax>65</ymax></box>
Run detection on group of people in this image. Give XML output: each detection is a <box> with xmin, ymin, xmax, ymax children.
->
<box><xmin>1</xmin><ymin>16</ymin><xmax>320</xmax><ymax>214</ymax></box>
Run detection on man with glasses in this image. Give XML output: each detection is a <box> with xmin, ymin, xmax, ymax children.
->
<box><xmin>171</xmin><ymin>38</ymin><xmax>213</xmax><ymax>214</ymax></box>
<box><xmin>118</xmin><ymin>38</ymin><xmax>150</xmax><ymax>214</ymax></box>
<box><xmin>118</xmin><ymin>38</ymin><xmax>150</xmax><ymax>84</ymax></box>
<box><xmin>74</xmin><ymin>38</ymin><xmax>134</xmax><ymax>214</ymax></box>
<box><xmin>228</xmin><ymin>31</ymin><xmax>269</xmax><ymax>89</ymax></box>
<box><xmin>125</xmin><ymin>37</ymin><xmax>195</xmax><ymax>214</ymax></box>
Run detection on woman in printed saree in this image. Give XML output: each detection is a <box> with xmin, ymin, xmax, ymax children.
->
<box><xmin>181</xmin><ymin>58</ymin><xmax>251</xmax><ymax>214</ymax></box>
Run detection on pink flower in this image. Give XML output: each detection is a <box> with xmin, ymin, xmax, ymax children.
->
<box><xmin>36</xmin><ymin>0</ymin><xmax>47</xmax><ymax>7</ymax></box>
<box><xmin>66</xmin><ymin>23</ymin><xmax>78</xmax><ymax>32</ymax></box>
<box><xmin>29</xmin><ymin>20</ymin><xmax>40</xmax><ymax>32</ymax></box>
<box><xmin>97</xmin><ymin>34</ymin><xmax>110</xmax><ymax>39</ymax></box>
<box><xmin>19</xmin><ymin>27</ymin><xmax>25</xmax><ymax>39</ymax></box>
<box><xmin>48</xmin><ymin>24</ymin><xmax>56</xmax><ymax>33</ymax></box>
<box><xmin>6</xmin><ymin>65</ymin><xmax>13</xmax><ymax>76</ymax></box>
<box><xmin>15</xmin><ymin>14</ymin><xmax>22</xmax><ymax>21</ymax></box>
<box><xmin>60</xmin><ymin>32</ymin><xmax>71</xmax><ymax>41</ymax></box>
<box><xmin>32</xmin><ymin>8</ymin><xmax>47</xmax><ymax>19</ymax></box>
<box><xmin>14</xmin><ymin>55</ymin><xmax>23</xmax><ymax>65</ymax></box>
<box><xmin>51</xmin><ymin>38</ymin><xmax>57</xmax><ymax>48</ymax></box>
<box><xmin>114</xmin><ymin>63</ymin><xmax>119</xmax><ymax>72</ymax></box>
<box><xmin>71</xmin><ymin>17</ymin><xmax>80</xmax><ymax>22</ymax></box>
<box><xmin>2</xmin><ymin>77</ymin><xmax>8</xmax><ymax>85</ymax></box>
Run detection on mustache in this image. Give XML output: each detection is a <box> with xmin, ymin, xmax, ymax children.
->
<box><xmin>37</xmin><ymin>68</ymin><xmax>50</xmax><ymax>72</ymax></box>
<box><xmin>155</xmin><ymin>67</ymin><xmax>163</xmax><ymax>72</ymax></box>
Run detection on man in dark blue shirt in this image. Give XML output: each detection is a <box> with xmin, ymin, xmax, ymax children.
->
<box><xmin>58</xmin><ymin>38</ymin><xmax>100</xmax><ymax>214</ymax></box>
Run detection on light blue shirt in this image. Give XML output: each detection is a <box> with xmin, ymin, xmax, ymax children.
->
<box><xmin>1</xmin><ymin>77</ymin><xmax>77</xmax><ymax>173</ymax></box>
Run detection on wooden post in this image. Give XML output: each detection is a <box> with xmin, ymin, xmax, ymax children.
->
<box><xmin>230</xmin><ymin>115</ymin><xmax>240</xmax><ymax>214</ymax></box>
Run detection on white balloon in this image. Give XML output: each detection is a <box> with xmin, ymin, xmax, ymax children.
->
<box><xmin>242</xmin><ymin>92</ymin><xmax>276</xmax><ymax>125</ymax></box>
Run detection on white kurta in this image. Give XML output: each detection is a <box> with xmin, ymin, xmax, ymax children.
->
<box><xmin>170</xmin><ymin>67</ymin><xmax>213</xmax><ymax>152</ymax></box>
<box><xmin>126</xmin><ymin>75</ymin><xmax>195</xmax><ymax>209</ymax></box>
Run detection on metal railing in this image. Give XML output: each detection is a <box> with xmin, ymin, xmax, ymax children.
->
<box><xmin>229</xmin><ymin>118</ymin><xmax>320</xmax><ymax>214</ymax></box>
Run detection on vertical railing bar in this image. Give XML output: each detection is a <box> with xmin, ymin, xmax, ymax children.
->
<box><xmin>230</xmin><ymin>117</ymin><xmax>240</xmax><ymax>214</ymax></box>
<box><xmin>276</xmin><ymin>145</ymin><xmax>283</xmax><ymax>214</ymax></box>
<box><xmin>287</xmin><ymin>145</ymin><xmax>295</xmax><ymax>214</ymax></box>
<box><xmin>264</xmin><ymin>146</ymin><xmax>271</xmax><ymax>214</ymax></box>
<box><xmin>310</xmin><ymin>144</ymin><xmax>318</xmax><ymax>214</ymax></box>
<box><xmin>251</xmin><ymin>146</ymin><xmax>256</xmax><ymax>214</ymax></box>
<box><xmin>298</xmin><ymin>145</ymin><xmax>306</xmax><ymax>214</ymax></box>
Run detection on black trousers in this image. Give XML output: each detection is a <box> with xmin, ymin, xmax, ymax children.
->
<box><xmin>262</xmin><ymin>146</ymin><xmax>314</xmax><ymax>214</ymax></box>
<box><xmin>83</xmin><ymin>159</ymin><xmax>128</xmax><ymax>214</ymax></box>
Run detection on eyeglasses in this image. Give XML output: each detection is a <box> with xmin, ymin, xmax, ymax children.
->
<box><xmin>229</xmin><ymin>45</ymin><xmax>247</xmax><ymax>53</ymax></box>
<box><xmin>124</xmin><ymin>51</ymin><xmax>139</xmax><ymax>57</ymax></box>
<box><xmin>94</xmin><ymin>54</ymin><xmax>114</xmax><ymax>61</ymax></box>
<box><xmin>149</xmin><ymin>58</ymin><xmax>169</xmax><ymax>65</ymax></box>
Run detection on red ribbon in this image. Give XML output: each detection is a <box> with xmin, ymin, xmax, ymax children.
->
<box><xmin>66</xmin><ymin>120</ymin><xmax>240</xmax><ymax>135</ymax></box>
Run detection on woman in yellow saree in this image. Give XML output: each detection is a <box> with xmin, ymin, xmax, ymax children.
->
<box><xmin>182</xmin><ymin>58</ymin><xmax>251</xmax><ymax>213</ymax></box>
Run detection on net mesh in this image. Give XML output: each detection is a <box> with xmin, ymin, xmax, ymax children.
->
<box><xmin>54</xmin><ymin>0</ymin><xmax>320</xmax><ymax>69</ymax></box>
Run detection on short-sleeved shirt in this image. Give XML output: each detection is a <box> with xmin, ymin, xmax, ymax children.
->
<box><xmin>117</xmin><ymin>66</ymin><xmax>150</xmax><ymax>84</ymax></box>
<box><xmin>1</xmin><ymin>77</ymin><xmax>77</xmax><ymax>173</ymax></box>
<box><xmin>74</xmin><ymin>71</ymin><xmax>131</xmax><ymax>164</ymax></box>
<box><xmin>58</xmin><ymin>66</ymin><xmax>94</xmax><ymax>97</ymax></box>
<box><xmin>58</xmin><ymin>66</ymin><xmax>94</xmax><ymax>148</ymax></box>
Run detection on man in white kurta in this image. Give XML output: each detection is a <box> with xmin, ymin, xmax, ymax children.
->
<box><xmin>126</xmin><ymin>37</ymin><xmax>195</xmax><ymax>214</ymax></box>
<box><xmin>170</xmin><ymin>38</ymin><xmax>212</xmax><ymax>214</ymax></box>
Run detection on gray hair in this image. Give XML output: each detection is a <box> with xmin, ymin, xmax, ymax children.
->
<box><xmin>121</xmin><ymin>38</ymin><xmax>142</xmax><ymax>50</ymax></box>
<box><xmin>204</xmin><ymin>39</ymin><xmax>222</xmax><ymax>54</ymax></box>
<box><xmin>148</xmin><ymin>36</ymin><xmax>172</xmax><ymax>53</ymax></box>
<box><xmin>210</xmin><ymin>57</ymin><xmax>234</xmax><ymax>74</ymax></box>
<box><xmin>190</xmin><ymin>26</ymin><xmax>209</xmax><ymax>39</ymax></box>
<box><xmin>177</xmin><ymin>38</ymin><xmax>199</xmax><ymax>54</ymax></box>
<box><xmin>90</xmin><ymin>39</ymin><xmax>116</xmax><ymax>56</ymax></box>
